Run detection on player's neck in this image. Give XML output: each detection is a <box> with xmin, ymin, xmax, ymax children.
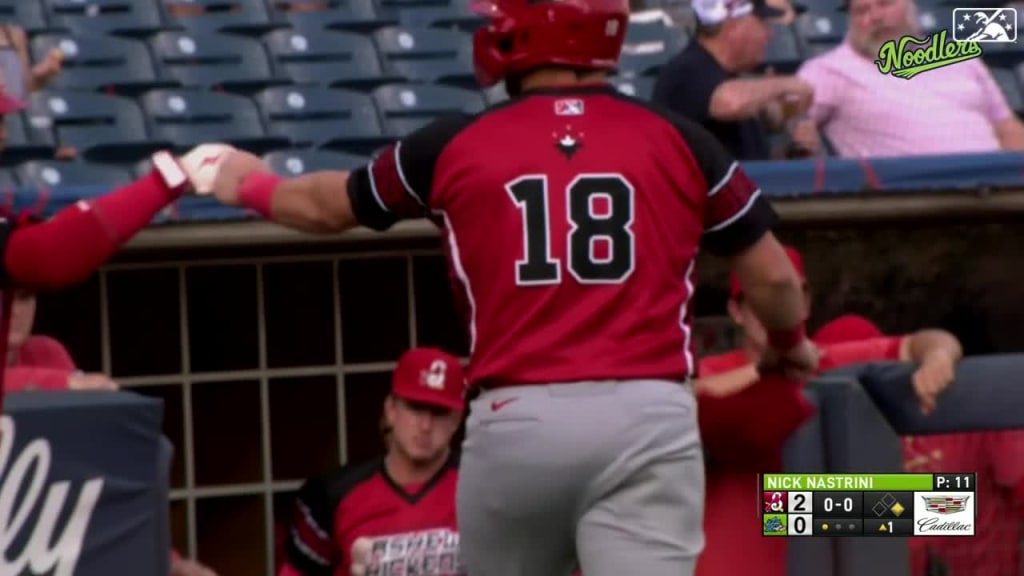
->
<box><xmin>742</xmin><ymin>338</ymin><xmax>764</xmax><ymax>364</ymax></box>
<box><xmin>384</xmin><ymin>449</ymin><xmax>450</xmax><ymax>485</ymax></box>
<box><xmin>519</xmin><ymin>69</ymin><xmax>609</xmax><ymax>93</ymax></box>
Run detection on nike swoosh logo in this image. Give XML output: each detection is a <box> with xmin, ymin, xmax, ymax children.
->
<box><xmin>490</xmin><ymin>398</ymin><xmax>518</xmax><ymax>412</ymax></box>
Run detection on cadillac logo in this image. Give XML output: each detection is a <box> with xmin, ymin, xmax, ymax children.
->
<box><xmin>922</xmin><ymin>495</ymin><xmax>970</xmax><ymax>514</ymax></box>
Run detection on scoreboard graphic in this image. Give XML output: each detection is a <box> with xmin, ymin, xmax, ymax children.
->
<box><xmin>761</xmin><ymin>474</ymin><xmax>976</xmax><ymax>537</ymax></box>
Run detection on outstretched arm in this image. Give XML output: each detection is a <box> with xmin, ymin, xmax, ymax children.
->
<box><xmin>4</xmin><ymin>151</ymin><xmax>194</xmax><ymax>290</ymax></box>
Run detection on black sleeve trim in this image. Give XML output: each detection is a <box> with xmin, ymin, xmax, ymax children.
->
<box><xmin>701</xmin><ymin>193</ymin><xmax>778</xmax><ymax>257</ymax></box>
<box><xmin>345</xmin><ymin>114</ymin><xmax>475</xmax><ymax>231</ymax></box>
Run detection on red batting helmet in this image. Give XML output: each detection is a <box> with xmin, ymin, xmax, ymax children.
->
<box><xmin>470</xmin><ymin>0</ymin><xmax>630</xmax><ymax>88</ymax></box>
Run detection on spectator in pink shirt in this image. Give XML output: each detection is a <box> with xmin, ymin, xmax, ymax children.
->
<box><xmin>792</xmin><ymin>0</ymin><xmax>1024</xmax><ymax>157</ymax></box>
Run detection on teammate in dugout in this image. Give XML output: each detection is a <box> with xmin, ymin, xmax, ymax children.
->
<box><xmin>0</xmin><ymin>87</ymin><xmax>221</xmax><ymax>412</ymax></box>
<box><xmin>694</xmin><ymin>246</ymin><xmax>963</xmax><ymax>576</ymax></box>
<box><xmin>280</xmin><ymin>348</ymin><xmax>464</xmax><ymax>576</ymax></box>
<box><xmin>180</xmin><ymin>0</ymin><xmax>828</xmax><ymax>573</ymax></box>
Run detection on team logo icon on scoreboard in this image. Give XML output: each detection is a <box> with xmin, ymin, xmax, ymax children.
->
<box><xmin>764</xmin><ymin>491</ymin><xmax>786</xmax><ymax>513</ymax></box>
<box><xmin>763</xmin><ymin>514</ymin><xmax>788</xmax><ymax>536</ymax></box>
<box><xmin>914</xmin><ymin>492</ymin><xmax>975</xmax><ymax>536</ymax></box>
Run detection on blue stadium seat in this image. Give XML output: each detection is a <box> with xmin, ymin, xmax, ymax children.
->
<box><xmin>372</xmin><ymin>83</ymin><xmax>485</xmax><ymax>136</ymax></box>
<box><xmin>270</xmin><ymin>0</ymin><xmax>397</xmax><ymax>32</ymax></box>
<box><xmin>916</xmin><ymin>4</ymin><xmax>953</xmax><ymax>33</ymax></box>
<box><xmin>263</xmin><ymin>29</ymin><xmax>398</xmax><ymax>90</ymax></box>
<box><xmin>42</xmin><ymin>0</ymin><xmax>164</xmax><ymax>37</ymax></box>
<box><xmin>254</xmin><ymin>86</ymin><xmax>387</xmax><ymax>154</ymax></box>
<box><xmin>624</xmin><ymin>17</ymin><xmax>686</xmax><ymax>54</ymax></box>
<box><xmin>610</xmin><ymin>76</ymin><xmax>656</xmax><ymax>101</ymax></box>
<box><xmin>762</xmin><ymin>24</ymin><xmax>804</xmax><ymax>74</ymax></box>
<box><xmin>0</xmin><ymin>0</ymin><xmax>50</xmax><ymax>34</ymax></box>
<box><xmin>981</xmin><ymin>39</ymin><xmax>1024</xmax><ymax>68</ymax></box>
<box><xmin>161</xmin><ymin>0</ymin><xmax>280</xmax><ymax>35</ymax></box>
<box><xmin>795</xmin><ymin>12</ymin><xmax>847</xmax><ymax>45</ymax></box>
<box><xmin>15</xmin><ymin>160</ymin><xmax>134</xmax><ymax>187</ymax></box>
<box><xmin>26</xmin><ymin>90</ymin><xmax>166</xmax><ymax>163</ymax></box>
<box><xmin>399</xmin><ymin>2</ymin><xmax>483</xmax><ymax>33</ymax></box>
<box><xmin>264</xmin><ymin>150</ymin><xmax>370</xmax><ymax>176</ymax></box>
<box><xmin>149</xmin><ymin>31</ymin><xmax>285</xmax><ymax>94</ymax></box>
<box><xmin>1</xmin><ymin>112</ymin><xmax>56</xmax><ymax>166</ymax></box>
<box><xmin>995</xmin><ymin>67</ymin><xmax>1024</xmax><ymax>114</ymax></box>
<box><xmin>141</xmin><ymin>89</ymin><xmax>288</xmax><ymax>154</ymax></box>
<box><xmin>0</xmin><ymin>168</ymin><xmax>16</xmax><ymax>189</ymax></box>
<box><xmin>616</xmin><ymin>49</ymin><xmax>672</xmax><ymax>78</ymax></box>
<box><xmin>31</xmin><ymin>34</ymin><xmax>174</xmax><ymax>96</ymax></box>
<box><xmin>373</xmin><ymin>27</ymin><xmax>476</xmax><ymax>88</ymax></box>
<box><xmin>481</xmin><ymin>83</ymin><xmax>508</xmax><ymax>105</ymax></box>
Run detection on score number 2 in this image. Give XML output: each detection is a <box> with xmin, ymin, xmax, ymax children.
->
<box><xmin>507</xmin><ymin>174</ymin><xmax>636</xmax><ymax>285</ymax></box>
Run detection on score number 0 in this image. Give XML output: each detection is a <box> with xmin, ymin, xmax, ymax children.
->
<box><xmin>789</xmin><ymin>492</ymin><xmax>813</xmax><ymax>536</ymax></box>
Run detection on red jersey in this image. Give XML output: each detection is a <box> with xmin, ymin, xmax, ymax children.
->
<box><xmin>697</xmin><ymin>337</ymin><xmax>904</xmax><ymax>576</ymax></box>
<box><xmin>345</xmin><ymin>84</ymin><xmax>776</xmax><ymax>388</ymax></box>
<box><xmin>283</xmin><ymin>454</ymin><xmax>461</xmax><ymax>576</ymax></box>
<box><xmin>905</xmin><ymin>432</ymin><xmax>1024</xmax><ymax>576</ymax></box>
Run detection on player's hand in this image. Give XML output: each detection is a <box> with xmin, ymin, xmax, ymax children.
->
<box><xmin>760</xmin><ymin>338</ymin><xmax>822</xmax><ymax>382</ymax></box>
<box><xmin>179</xmin><ymin>144</ymin><xmax>270</xmax><ymax>205</ymax></box>
<box><xmin>912</xmin><ymin>349</ymin><xmax>955</xmax><ymax>415</ymax></box>
<box><xmin>67</xmin><ymin>372</ymin><xmax>119</xmax><ymax>391</ymax></box>
<box><xmin>171</xmin><ymin>557</ymin><xmax>218</xmax><ymax>576</ymax></box>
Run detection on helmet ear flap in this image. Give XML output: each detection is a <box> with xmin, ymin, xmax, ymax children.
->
<box><xmin>472</xmin><ymin>27</ymin><xmax>510</xmax><ymax>88</ymax></box>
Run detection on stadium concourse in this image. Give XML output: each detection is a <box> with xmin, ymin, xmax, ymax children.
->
<box><xmin>2</xmin><ymin>0</ymin><xmax>1024</xmax><ymax>576</ymax></box>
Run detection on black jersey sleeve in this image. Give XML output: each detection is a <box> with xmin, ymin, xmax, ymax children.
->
<box><xmin>346</xmin><ymin>114</ymin><xmax>476</xmax><ymax>232</ymax></box>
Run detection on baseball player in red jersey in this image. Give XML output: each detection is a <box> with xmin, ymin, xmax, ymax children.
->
<box><xmin>183</xmin><ymin>1</ymin><xmax>823</xmax><ymax>573</ymax></box>
<box><xmin>0</xmin><ymin>90</ymin><xmax>222</xmax><ymax>412</ymax></box>
<box><xmin>280</xmin><ymin>348</ymin><xmax>465</xmax><ymax>576</ymax></box>
<box><xmin>814</xmin><ymin>317</ymin><xmax>1024</xmax><ymax>576</ymax></box>
<box><xmin>695</xmin><ymin>246</ymin><xmax>962</xmax><ymax>576</ymax></box>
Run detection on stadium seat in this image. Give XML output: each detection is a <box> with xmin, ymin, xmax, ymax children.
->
<box><xmin>0</xmin><ymin>168</ymin><xmax>16</xmax><ymax>189</ymax></box>
<box><xmin>141</xmin><ymin>89</ymin><xmax>288</xmax><ymax>154</ymax></box>
<box><xmin>263</xmin><ymin>150</ymin><xmax>370</xmax><ymax>176</ymax></box>
<box><xmin>42</xmin><ymin>0</ymin><xmax>164</xmax><ymax>37</ymax></box>
<box><xmin>270</xmin><ymin>0</ymin><xmax>397</xmax><ymax>32</ymax></box>
<box><xmin>26</xmin><ymin>90</ymin><xmax>166</xmax><ymax>163</ymax></box>
<box><xmin>916</xmin><ymin>4</ymin><xmax>952</xmax><ymax>33</ymax></box>
<box><xmin>254</xmin><ymin>86</ymin><xmax>387</xmax><ymax>154</ymax></box>
<box><xmin>263</xmin><ymin>28</ymin><xmax>399</xmax><ymax>90</ymax></box>
<box><xmin>616</xmin><ymin>50</ymin><xmax>672</xmax><ymax>78</ymax></box>
<box><xmin>624</xmin><ymin>16</ymin><xmax>686</xmax><ymax>55</ymax></box>
<box><xmin>15</xmin><ymin>160</ymin><xmax>134</xmax><ymax>188</ymax></box>
<box><xmin>611</xmin><ymin>76</ymin><xmax>656</xmax><ymax>101</ymax></box>
<box><xmin>481</xmin><ymin>83</ymin><xmax>508</xmax><ymax>105</ymax></box>
<box><xmin>398</xmin><ymin>3</ymin><xmax>483</xmax><ymax>33</ymax></box>
<box><xmin>31</xmin><ymin>34</ymin><xmax>174</xmax><ymax>96</ymax></box>
<box><xmin>995</xmin><ymin>67</ymin><xmax>1024</xmax><ymax>114</ymax></box>
<box><xmin>981</xmin><ymin>39</ymin><xmax>1024</xmax><ymax>68</ymax></box>
<box><xmin>372</xmin><ymin>83</ymin><xmax>485</xmax><ymax>136</ymax></box>
<box><xmin>762</xmin><ymin>24</ymin><xmax>804</xmax><ymax>73</ymax></box>
<box><xmin>1</xmin><ymin>112</ymin><xmax>56</xmax><ymax>166</ymax></box>
<box><xmin>373</xmin><ymin>27</ymin><xmax>476</xmax><ymax>88</ymax></box>
<box><xmin>795</xmin><ymin>12</ymin><xmax>847</xmax><ymax>45</ymax></box>
<box><xmin>0</xmin><ymin>0</ymin><xmax>50</xmax><ymax>34</ymax></box>
<box><xmin>161</xmin><ymin>0</ymin><xmax>280</xmax><ymax>36</ymax></box>
<box><xmin>149</xmin><ymin>31</ymin><xmax>285</xmax><ymax>94</ymax></box>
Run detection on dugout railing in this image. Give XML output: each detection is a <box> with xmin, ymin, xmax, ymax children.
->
<box><xmin>8</xmin><ymin>151</ymin><xmax>1024</xmax><ymax>575</ymax></box>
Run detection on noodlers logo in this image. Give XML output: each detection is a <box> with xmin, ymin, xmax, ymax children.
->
<box><xmin>875</xmin><ymin>30</ymin><xmax>983</xmax><ymax>79</ymax></box>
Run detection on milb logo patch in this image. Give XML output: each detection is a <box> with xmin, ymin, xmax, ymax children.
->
<box><xmin>351</xmin><ymin>528</ymin><xmax>464</xmax><ymax>576</ymax></box>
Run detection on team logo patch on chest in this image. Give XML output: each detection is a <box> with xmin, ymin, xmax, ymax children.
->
<box><xmin>351</xmin><ymin>528</ymin><xmax>463</xmax><ymax>576</ymax></box>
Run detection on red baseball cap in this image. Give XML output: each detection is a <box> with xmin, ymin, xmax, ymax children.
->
<box><xmin>812</xmin><ymin>314</ymin><xmax>884</xmax><ymax>345</ymax></box>
<box><xmin>730</xmin><ymin>245</ymin><xmax>806</xmax><ymax>299</ymax></box>
<box><xmin>391</xmin><ymin>347</ymin><xmax>466</xmax><ymax>411</ymax></box>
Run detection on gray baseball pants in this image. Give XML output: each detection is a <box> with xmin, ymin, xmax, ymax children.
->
<box><xmin>456</xmin><ymin>379</ymin><xmax>705</xmax><ymax>576</ymax></box>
